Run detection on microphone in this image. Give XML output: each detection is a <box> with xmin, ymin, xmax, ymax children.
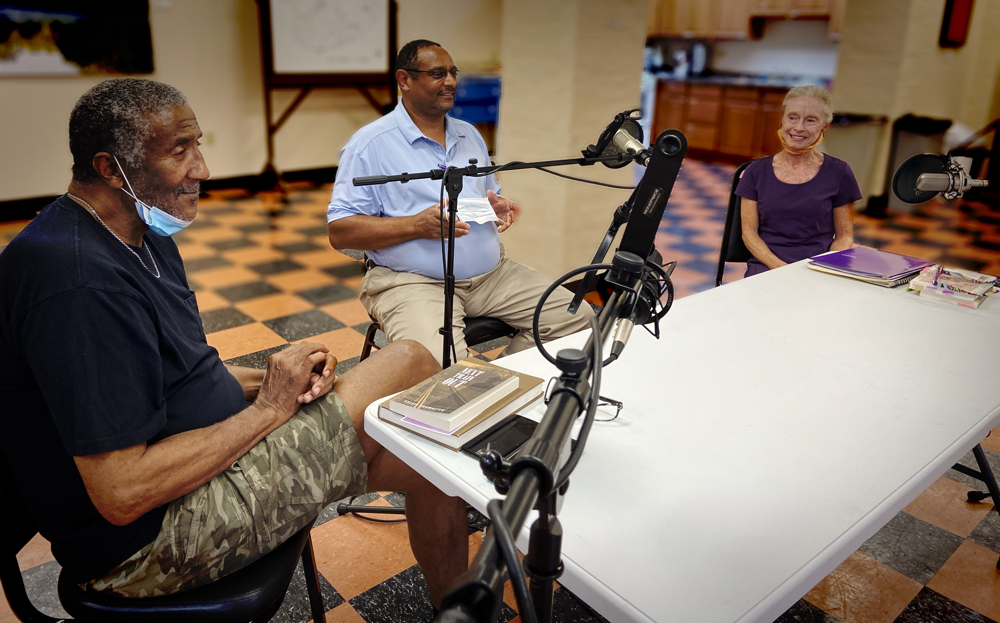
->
<box><xmin>612</xmin><ymin>129</ymin><xmax>651</xmax><ymax>166</ymax></box>
<box><xmin>605</xmin><ymin>250</ymin><xmax>671</xmax><ymax>362</ymax></box>
<box><xmin>609</xmin><ymin>316</ymin><xmax>634</xmax><ymax>361</ymax></box>
<box><xmin>892</xmin><ymin>153</ymin><xmax>989</xmax><ymax>203</ymax></box>
<box><xmin>582</xmin><ymin>110</ymin><xmax>646</xmax><ymax>169</ymax></box>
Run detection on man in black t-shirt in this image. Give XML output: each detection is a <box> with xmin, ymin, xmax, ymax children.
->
<box><xmin>0</xmin><ymin>79</ymin><xmax>467</xmax><ymax>608</ymax></box>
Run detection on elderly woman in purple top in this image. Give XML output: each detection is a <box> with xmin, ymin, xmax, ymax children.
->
<box><xmin>736</xmin><ymin>85</ymin><xmax>863</xmax><ymax>278</ymax></box>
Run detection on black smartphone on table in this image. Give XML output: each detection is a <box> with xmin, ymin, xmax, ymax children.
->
<box><xmin>461</xmin><ymin>415</ymin><xmax>538</xmax><ymax>461</ymax></box>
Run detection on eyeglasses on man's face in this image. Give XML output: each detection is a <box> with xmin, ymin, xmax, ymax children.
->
<box><xmin>405</xmin><ymin>67</ymin><xmax>459</xmax><ymax>80</ymax></box>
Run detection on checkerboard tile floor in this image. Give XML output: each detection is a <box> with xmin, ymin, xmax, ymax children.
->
<box><xmin>3</xmin><ymin>159</ymin><xmax>1000</xmax><ymax>622</ymax></box>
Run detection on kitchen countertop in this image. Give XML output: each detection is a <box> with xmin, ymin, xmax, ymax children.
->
<box><xmin>654</xmin><ymin>72</ymin><xmax>832</xmax><ymax>90</ymax></box>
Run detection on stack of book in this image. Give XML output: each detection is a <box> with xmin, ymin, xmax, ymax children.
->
<box><xmin>378</xmin><ymin>358</ymin><xmax>544</xmax><ymax>451</ymax></box>
<box><xmin>907</xmin><ymin>265</ymin><xmax>1000</xmax><ymax>309</ymax></box>
<box><xmin>808</xmin><ymin>247</ymin><xmax>934</xmax><ymax>287</ymax></box>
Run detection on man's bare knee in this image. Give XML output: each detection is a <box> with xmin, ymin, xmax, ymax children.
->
<box><xmin>375</xmin><ymin>340</ymin><xmax>440</xmax><ymax>389</ymax></box>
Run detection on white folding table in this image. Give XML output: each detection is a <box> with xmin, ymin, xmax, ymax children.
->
<box><xmin>365</xmin><ymin>260</ymin><xmax>1000</xmax><ymax>622</ymax></box>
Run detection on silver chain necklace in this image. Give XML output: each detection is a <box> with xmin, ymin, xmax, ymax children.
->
<box><xmin>68</xmin><ymin>193</ymin><xmax>160</xmax><ymax>278</ymax></box>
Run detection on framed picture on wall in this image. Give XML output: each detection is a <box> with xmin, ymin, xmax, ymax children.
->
<box><xmin>939</xmin><ymin>0</ymin><xmax>975</xmax><ymax>49</ymax></box>
<box><xmin>0</xmin><ymin>2</ymin><xmax>153</xmax><ymax>77</ymax></box>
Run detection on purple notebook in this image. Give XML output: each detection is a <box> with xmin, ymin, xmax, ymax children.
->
<box><xmin>810</xmin><ymin>247</ymin><xmax>934</xmax><ymax>280</ymax></box>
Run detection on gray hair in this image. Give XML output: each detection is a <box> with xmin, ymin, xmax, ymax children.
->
<box><xmin>69</xmin><ymin>78</ymin><xmax>188</xmax><ymax>183</ymax></box>
<box><xmin>782</xmin><ymin>85</ymin><xmax>833</xmax><ymax>124</ymax></box>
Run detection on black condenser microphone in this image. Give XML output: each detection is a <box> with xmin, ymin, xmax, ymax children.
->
<box><xmin>606</xmin><ymin>250</ymin><xmax>668</xmax><ymax>361</ymax></box>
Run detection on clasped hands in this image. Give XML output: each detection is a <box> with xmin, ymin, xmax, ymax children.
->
<box><xmin>256</xmin><ymin>342</ymin><xmax>337</xmax><ymax>420</ymax></box>
<box><xmin>414</xmin><ymin>189</ymin><xmax>519</xmax><ymax>239</ymax></box>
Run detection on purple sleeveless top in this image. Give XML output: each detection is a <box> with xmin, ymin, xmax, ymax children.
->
<box><xmin>735</xmin><ymin>154</ymin><xmax>862</xmax><ymax>277</ymax></box>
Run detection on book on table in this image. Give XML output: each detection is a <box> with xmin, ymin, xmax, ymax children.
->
<box><xmin>808</xmin><ymin>246</ymin><xmax>935</xmax><ymax>287</ymax></box>
<box><xmin>388</xmin><ymin>358</ymin><xmax>522</xmax><ymax>432</ymax></box>
<box><xmin>907</xmin><ymin>265</ymin><xmax>1000</xmax><ymax>309</ymax></box>
<box><xmin>378</xmin><ymin>365</ymin><xmax>545</xmax><ymax>451</ymax></box>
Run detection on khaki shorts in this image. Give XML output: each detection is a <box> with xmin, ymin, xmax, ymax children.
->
<box><xmin>85</xmin><ymin>392</ymin><xmax>368</xmax><ymax>597</ymax></box>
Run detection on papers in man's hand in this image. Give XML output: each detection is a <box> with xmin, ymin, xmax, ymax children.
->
<box><xmin>456</xmin><ymin>198</ymin><xmax>499</xmax><ymax>224</ymax></box>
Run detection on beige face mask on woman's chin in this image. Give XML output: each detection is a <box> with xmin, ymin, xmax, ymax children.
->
<box><xmin>776</xmin><ymin>127</ymin><xmax>825</xmax><ymax>156</ymax></box>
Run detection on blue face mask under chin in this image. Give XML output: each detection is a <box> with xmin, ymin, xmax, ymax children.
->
<box><xmin>114</xmin><ymin>155</ymin><xmax>194</xmax><ymax>237</ymax></box>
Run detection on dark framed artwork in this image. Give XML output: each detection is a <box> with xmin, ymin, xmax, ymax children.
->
<box><xmin>0</xmin><ymin>1</ymin><xmax>153</xmax><ymax>77</ymax></box>
<box><xmin>939</xmin><ymin>0</ymin><xmax>975</xmax><ymax>49</ymax></box>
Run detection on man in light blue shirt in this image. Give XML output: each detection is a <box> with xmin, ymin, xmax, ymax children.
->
<box><xmin>328</xmin><ymin>40</ymin><xmax>592</xmax><ymax>364</ymax></box>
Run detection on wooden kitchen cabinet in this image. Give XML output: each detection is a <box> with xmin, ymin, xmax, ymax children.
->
<box><xmin>652</xmin><ymin>81</ymin><xmax>790</xmax><ymax>160</ymax></box>
<box><xmin>718</xmin><ymin>88</ymin><xmax>759</xmax><ymax>156</ymax></box>
<box><xmin>790</xmin><ymin>0</ymin><xmax>829</xmax><ymax>14</ymax></box>
<box><xmin>658</xmin><ymin>0</ymin><xmax>712</xmax><ymax>38</ymax></box>
<box><xmin>713</xmin><ymin>0</ymin><xmax>750</xmax><ymax>39</ymax></box>
<box><xmin>826</xmin><ymin>0</ymin><xmax>845</xmax><ymax>41</ymax></box>
<box><xmin>748</xmin><ymin>0</ymin><xmax>789</xmax><ymax>16</ymax></box>
<box><xmin>748</xmin><ymin>0</ymin><xmax>830</xmax><ymax>18</ymax></box>
<box><xmin>754</xmin><ymin>90</ymin><xmax>786</xmax><ymax>158</ymax></box>
<box><xmin>646</xmin><ymin>0</ymin><xmax>662</xmax><ymax>37</ymax></box>
<box><xmin>655</xmin><ymin>81</ymin><xmax>687</xmax><ymax>138</ymax></box>
<box><xmin>683</xmin><ymin>85</ymin><xmax>723</xmax><ymax>151</ymax></box>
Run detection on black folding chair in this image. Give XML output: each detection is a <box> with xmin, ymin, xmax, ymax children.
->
<box><xmin>361</xmin><ymin>315</ymin><xmax>517</xmax><ymax>362</ymax></box>
<box><xmin>715</xmin><ymin>161</ymin><xmax>755</xmax><ymax>287</ymax></box>
<box><xmin>338</xmin><ymin>249</ymin><xmax>518</xmax><ymax>362</ymax></box>
<box><xmin>0</xmin><ymin>452</ymin><xmax>328</xmax><ymax>622</ymax></box>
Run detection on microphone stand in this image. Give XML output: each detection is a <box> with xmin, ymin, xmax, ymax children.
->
<box><xmin>354</xmin><ymin>153</ymin><xmax>631</xmax><ymax>368</ymax></box>
<box><xmin>434</xmin><ymin>129</ymin><xmax>688</xmax><ymax>623</ymax></box>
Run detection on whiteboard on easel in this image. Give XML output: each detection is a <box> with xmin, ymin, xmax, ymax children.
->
<box><xmin>269</xmin><ymin>0</ymin><xmax>389</xmax><ymax>74</ymax></box>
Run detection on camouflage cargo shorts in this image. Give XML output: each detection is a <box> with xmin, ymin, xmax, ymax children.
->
<box><xmin>84</xmin><ymin>392</ymin><xmax>368</xmax><ymax>597</ymax></box>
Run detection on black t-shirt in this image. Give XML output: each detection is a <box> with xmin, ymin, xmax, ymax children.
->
<box><xmin>0</xmin><ymin>195</ymin><xmax>246</xmax><ymax>582</ymax></box>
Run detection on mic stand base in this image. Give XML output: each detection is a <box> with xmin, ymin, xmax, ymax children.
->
<box><xmin>525</xmin><ymin>494</ymin><xmax>564</xmax><ymax>623</ymax></box>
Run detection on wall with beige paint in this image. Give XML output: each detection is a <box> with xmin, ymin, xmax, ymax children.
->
<box><xmin>0</xmin><ymin>0</ymin><xmax>502</xmax><ymax>201</ymax></box>
<box><xmin>495</xmin><ymin>0</ymin><xmax>647</xmax><ymax>278</ymax></box>
<box><xmin>833</xmin><ymin>0</ymin><xmax>1000</xmax><ymax>199</ymax></box>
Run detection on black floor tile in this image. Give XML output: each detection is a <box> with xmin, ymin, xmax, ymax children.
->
<box><xmin>215</xmin><ymin>281</ymin><xmax>282</xmax><ymax>302</ymax></box>
<box><xmin>323</xmin><ymin>263</ymin><xmax>365</xmax><ymax>279</ymax></box>
<box><xmin>263</xmin><ymin>309</ymin><xmax>344</xmax><ymax>342</ymax></box>
<box><xmin>206</xmin><ymin>237</ymin><xmax>257</xmax><ymax>251</ymax></box>
<box><xmin>349</xmin><ymin>564</ymin><xmax>434</xmax><ymax>623</ymax></box>
<box><xmin>550</xmin><ymin>585</ymin><xmax>610</xmax><ymax>623</ymax></box>
<box><xmin>200</xmin><ymin>307</ymin><xmax>255</xmax><ymax>334</ymax></box>
<box><xmin>893</xmin><ymin>587</ymin><xmax>995</xmax><ymax>622</ymax></box>
<box><xmin>269</xmin><ymin>560</ymin><xmax>344</xmax><ymax>623</ymax></box>
<box><xmin>934</xmin><ymin>254</ymin><xmax>988</xmax><ymax>272</ymax></box>
<box><xmin>944</xmin><ymin>446</ymin><xmax>1000</xmax><ymax>491</ymax></box>
<box><xmin>233</xmin><ymin>222</ymin><xmax>274</xmax><ymax>233</ymax></box>
<box><xmin>183</xmin><ymin>255</ymin><xmax>232</xmax><ymax>272</ymax></box>
<box><xmin>775</xmin><ymin>599</ymin><xmax>840</xmax><ymax>622</ymax></box>
<box><xmin>857</xmin><ymin>511</ymin><xmax>963</xmax><ymax>584</ymax></box>
<box><xmin>297</xmin><ymin>225</ymin><xmax>330</xmax><ymax>236</ymax></box>
<box><xmin>853</xmin><ymin>235</ymin><xmax>890</xmax><ymax>249</ymax></box>
<box><xmin>20</xmin><ymin>560</ymin><xmax>70</xmax><ymax>620</ymax></box>
<box><xmin>224</xmin><ymin>344</ymin><xmax>291</xmax><ymax>369</ymax></box>
<box><xmin>184</xmin><ymin>217</ymin><xmax>218</xmax><ymax>229</ymax></box>
<box><xmin>383</xmin><ymin>492</ymin><xmax>405</xmax><ymax>508</ymax></box>
<box><xmin>249</xmin><ymin>259</ymin><xmax>305</xmax><ymax>276</ymax></box>
<box><xmin>968</xmin><ymin>507</ymin><xmax>1000</xmax><ymax>554</ymax></box>
<box><xmin>199</xmin><ymin>204</ymin><xmax>241</xmax><ymax>215</ymax></box>
<box><xmin>297</xmin><ymin>284</ymin><xmax>357</xmax><ymax>305</ymax></box>
<box><xmin>335</xmin><ymin>355</ymin><xmax>361</xmax><ymax>375</ymax></box>
<box><xmin>277</xmin><ymin>241</ymin><xmax>323</xmax><ymax>255</ymax></box>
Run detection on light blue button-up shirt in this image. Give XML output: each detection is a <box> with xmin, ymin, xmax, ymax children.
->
<box><xmin>328</xmin><ymin>103</ymin><xmax>501</xmax><ymax>280</ymax></box>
